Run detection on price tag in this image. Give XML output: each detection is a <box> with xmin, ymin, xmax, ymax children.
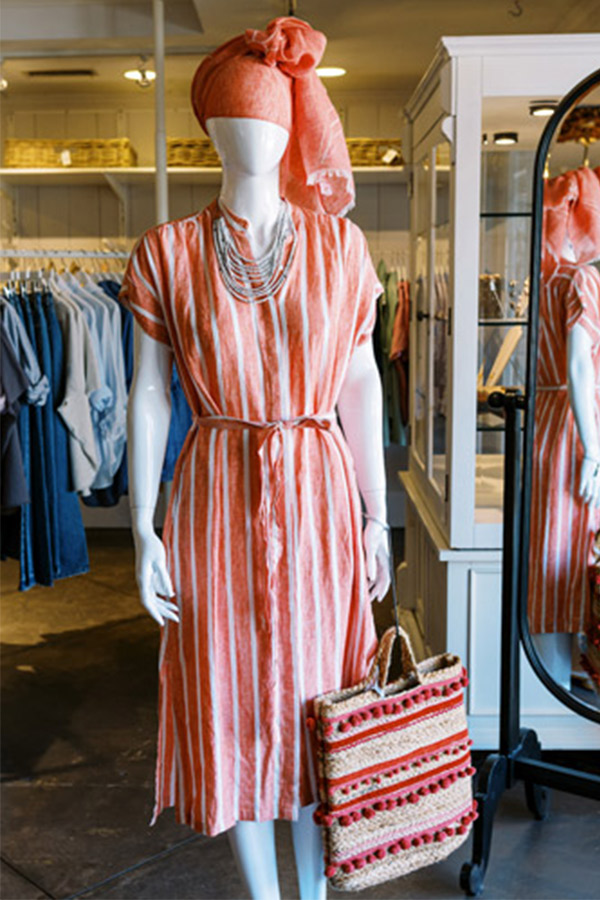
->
<box><xmin>381</xmin><ymin>148</ymin><xmax>399</xmax><ymax>165</ymax></box>
<box><xmin>60</xmin><ymin>149</ymin><xmax>72</xmax><ymax>167</ymax></box>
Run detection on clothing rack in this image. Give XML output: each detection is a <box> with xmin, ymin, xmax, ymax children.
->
<box><xmin>0</xmin><ymin>249</ymin><xmax>130</xmax><ymax>260</ymax></box>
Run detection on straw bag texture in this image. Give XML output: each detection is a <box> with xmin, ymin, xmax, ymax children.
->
<box><xmin>308</xmin><ymin>623</ymin><xmax>477</xmax><ymax>892</ymax></box>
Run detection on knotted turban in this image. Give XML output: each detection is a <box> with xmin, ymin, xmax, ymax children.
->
<box><xmin>191</xmin><ymin>16</ymin><xmax>355</xmax><ymax>216</ymax></box>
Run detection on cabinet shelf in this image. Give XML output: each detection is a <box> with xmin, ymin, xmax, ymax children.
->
<box><xmin>478</xmin><ymin>317</ymin><xmax>529</xmax><ymax>326</ymax></box>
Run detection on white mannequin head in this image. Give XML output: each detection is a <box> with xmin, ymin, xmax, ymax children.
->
<box><xmin>206</xmin><ymin>117</ymin><xmax>289</xmax><ymax>175</ymax></box>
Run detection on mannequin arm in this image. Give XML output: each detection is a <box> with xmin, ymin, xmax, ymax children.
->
<box><xmin>567</xmin><ymin>321</ymin><xmax>600</xmax><ymax>508</ymax></box>
<box><xmin>337</xmin><ymin>340</ymin><xmax>390</xmax><ymax>602</ymax></box>
<box><xmin>128</xmin><ymin>322</ymin><xmax>179</xmax><ymax>624</ymax></box>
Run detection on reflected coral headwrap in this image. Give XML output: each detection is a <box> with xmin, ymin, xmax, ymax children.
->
<box><xmin>543</xmin><ymin>166</ymin><xmax>600</xmax><ymax>273</ymax></box>
<box><xmin>191</xmin><ymin>16</ymin><xmax>355</xmax><ymax>217</ymax></box>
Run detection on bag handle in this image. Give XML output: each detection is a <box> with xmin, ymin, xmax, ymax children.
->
<box><xmin>362</xmin><ymin>515</ymin><xmax>420</xmax><ymax>691</ymax></box>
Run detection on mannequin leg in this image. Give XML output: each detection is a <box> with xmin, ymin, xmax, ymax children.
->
<box><xmin>531</xmin><ymin>632</ymin><xmax>572</xmax><ymax>690</ymax></box>
<box><xmin>227</xmin><ymin>819</ymin><xmax>281</xmax><ymax>900</ymax></box>
<box><xmin>290</xmin><ymin>801</ymin><xmax>328</xmax><ymax>900</ymax></box>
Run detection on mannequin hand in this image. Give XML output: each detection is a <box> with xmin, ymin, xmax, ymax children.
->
<box><xmin>133</xmin><ymin>530</ymin><xmax>179</xmax><ymax>626</ymax></box>
<box><xmin>580</xmin><ymin>457</ymin><xmax>600</xmax><ymax>508</ymax></box>
<box><xmin>363</xmin><ymin>520</ymin><xmax>391</xmax><ymax>603</ymax></box>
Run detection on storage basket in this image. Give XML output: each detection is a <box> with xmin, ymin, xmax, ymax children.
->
<box><xmin>3</xmin><ymin>138</ymin><xmax>137</xmax><ymax>168</ymax></box>
<box><xmin>166</xmin><ymin>138</ymin><xmax>221</xmax><ymax>167</ymax></box>
<box><xmin>346</xmin><ymin>138</ymin><xmax>404</xmax><ymax>167</ymax></box>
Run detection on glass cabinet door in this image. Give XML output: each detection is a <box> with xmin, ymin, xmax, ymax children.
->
<box><xmin>475</xmin><ymin>147</ymin><xmax>534</xmax><ymax>524</ymax></box>
<box><xmin>413</xmin><ymin>152</ymin><xmax>431</xmax><ymax>473</ymax></box>
<box><xmin>412</xmin><ymin>141</ymin><xmax>451</xmax><ymax>520</ymax></box>
<box><xmin>431</xmin><ymin>141</ymin><xmax>451</xmax><ymax>505</ymax></box>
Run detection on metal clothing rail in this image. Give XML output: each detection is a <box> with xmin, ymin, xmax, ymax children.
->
<box><xmin>0</xmin><ymin>249</ymin><xmax>130</xmax><ymax>259</ymax></box>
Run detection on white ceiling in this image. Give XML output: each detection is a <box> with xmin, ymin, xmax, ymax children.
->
<box><xmin>2</xmin><ymin>0</ymin><xmax>599</xmax><ymax>99</ymax></box>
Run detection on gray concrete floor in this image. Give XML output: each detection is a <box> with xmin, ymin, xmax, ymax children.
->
<box><xmin>1</xmin><ymin>530</ymin><xmax>599</xmax><ymax>900</ymax></box>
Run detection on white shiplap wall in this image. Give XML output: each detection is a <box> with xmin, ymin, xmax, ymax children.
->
<box><xmin>1</xmin><ymin>93</ymin><xmax>408</xmax><ymax>249</ymax></box>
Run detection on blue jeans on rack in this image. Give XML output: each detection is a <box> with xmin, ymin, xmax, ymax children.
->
<box><xmin>43</xmin><ymin>292</ymin><xmax>89</xmax><ymax>579</ymax></box>
<box><xmin>10</xmin><ymin>292</ymin><xmax>53</xmax><ymax>588</ymax></box>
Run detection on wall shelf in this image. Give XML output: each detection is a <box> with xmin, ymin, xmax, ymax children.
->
<box><xmin>0</xmin><ymin>165</ymin><xmax>407</xmax><ymax>188</ymax></box>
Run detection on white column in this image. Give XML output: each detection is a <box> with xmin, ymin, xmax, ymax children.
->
<box><xmin>153</xmin><ymin>0</ymin><xmax>168</xmax><ymax>225</ymax></box>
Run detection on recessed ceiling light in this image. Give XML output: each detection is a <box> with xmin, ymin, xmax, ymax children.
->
<box><xmin>316</xmin><ymin>67</ymin><xmax>346</xmax><ymax>78</ymax></box>
<box><xmin>529</xmin><ymin>100</ymin><xmax>557</xmax><ymax>117</ymax></box>
<box><xmin>494</xmin><ymin>131</ymin><xmax>518</xmax><ymax>146</ymax></box>
<box><xmin>0</xmin><ymin>77</ymin><xmax>7</xmax><ymax>92</ymax></box>
<box><xmin>482</xmin><ymin>133</ymin><xmax>488</xmax><ymax>145</ymax></box>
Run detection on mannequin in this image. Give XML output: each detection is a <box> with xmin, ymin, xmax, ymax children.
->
<box><xmin>532</xmin><ymin>256</ymin><xmax>600</xmax><ymax>688</ymax></box>
<box><xmin>529</xmin><ymin>166</ymin><xmax>600</xmax><ymax>687</ymax></box>
<box><xmin>126</xmin><ymin>115</ymin><xmax>391</xmax><ymax>900</ymax></box>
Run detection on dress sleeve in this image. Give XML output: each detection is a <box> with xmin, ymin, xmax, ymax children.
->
<box><xmin>350</xmin><ymin>225</ymin><xmax>385</xmax><ymax>350</ymax></box>
<box><xmin>118</xmin><ymin>230</ymin><xmax>171</xmax><ymax>347</ymax></box>
<box><xmin>565</xmin><ymin>266</ymin><xmax>600</xmax><ymax>344</ymax></box>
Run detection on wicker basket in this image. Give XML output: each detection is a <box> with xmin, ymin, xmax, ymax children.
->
<box><xmin>165</xmin><ymin>136</ymin><xmax>404</xmax><ymax>169</ymax></box>
<box><xmin>3</xmin><ymin>138</ymin><xmax>137</xmax><ymax>168</ymax></box>
<box><xmin>167</xmin><ymin>138</ymin><xmax>221</xmax><ymax>167</ymax></box>
<box><xmin>346</xmin><ymin>138</ymin><xmax>404</xmax><ymax>167</ymax></box>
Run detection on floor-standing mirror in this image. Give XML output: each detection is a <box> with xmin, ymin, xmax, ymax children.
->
<box><xmin>521</xmin><ymin>70</ymin><xmax>600</xmax><ymax>721</ymax></box>
<box><xmin>461</xmin><ymin>68</ymin><xmax>600</xmax><ymax>899</ymax></box>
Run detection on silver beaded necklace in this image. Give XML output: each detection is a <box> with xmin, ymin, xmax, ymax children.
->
<box><xmin>213</xmin><ymin>197</ymin><xmax>298</xmax><ymax>304</ymax></box>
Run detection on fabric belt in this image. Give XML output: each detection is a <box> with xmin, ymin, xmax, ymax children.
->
<box><xmin>191</xmin><ymin>411</ymin><xmax>338</xmax><ymax>632</ymax></box>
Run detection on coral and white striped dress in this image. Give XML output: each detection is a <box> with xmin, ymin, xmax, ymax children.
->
<box><xmin>119</xmin><ymin>197</ymin><xmax>382</xmax><ymax>837</ymax></box>
<box><xmin>528</xmin><ymin>263</ymin><xmax>600</xmax><ymax>634</ymax></box>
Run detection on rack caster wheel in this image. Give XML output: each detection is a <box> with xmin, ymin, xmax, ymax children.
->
<box><xmin>525</xmin><ymin>780</ymin><xmax>550</xmax><ymax>820</ymax></box>
<box><xmin>460</xmin><ymin>861</ymin><xmax>485</xmax><ymax>897</ymax></box>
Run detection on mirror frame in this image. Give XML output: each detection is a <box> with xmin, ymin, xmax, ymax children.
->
<box><xmin>519</xmin><ymin>67</ymin><xmax>600</xmax><ymax>724</ymax></box>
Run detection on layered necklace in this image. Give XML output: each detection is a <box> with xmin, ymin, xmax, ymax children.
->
<box><xmin>213</xmin><ymin>197</ymin><xmax>298</xmax><ymax>304</ymax></box>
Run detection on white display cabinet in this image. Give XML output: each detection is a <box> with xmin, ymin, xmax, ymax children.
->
<box><xmin>400</xmin><ymin>35</ymin><xmax>600</xmax><ymax>748</ymax></box>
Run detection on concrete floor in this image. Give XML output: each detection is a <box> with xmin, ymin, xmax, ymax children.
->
<box><xmin>1</xmin><ymin>530</ymin><xmax>599</xmax><ymax>900</ymax></box>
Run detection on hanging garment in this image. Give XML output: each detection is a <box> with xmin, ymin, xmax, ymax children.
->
<box><xmin>0</xmin><ymin>327</ymin><xmax>29</xmax><ymax>509</ymax></box>
<box><xmin>376</xmin><ymin>260</ymin><xmax>402</xmax><ymax>444</ymax></box>
<box><xmin>119</xmin><ymin>197</ymin><xmax>382</xmax><ymax>837</ymax></box>
<box><xmin>389</xmin><ymin>279</ymin><xmax>410</xmax><ymax>428</ymax></box>
<box><xmin>40</xmin><ymin>291</ymin><xmax>89</xmax><ymax>579</ymax></box>
<box><xmin>54</xmin><ymin>293</ymin><xmax>103</xmax><ymax>495</ymax></box>
<box><xmin>1</xmin><ymin>299</ymin><xmax>50</xmax><ymax>406</ymax></box>
<box><xmin>528</xmin><ymin>264</ymin><xmax>600</xmax><ymax>633</ymax></box>
<box><xmin>3</xmin><ymin>293</ymin><xmax>53</xmax><ymax>587</ymax></box>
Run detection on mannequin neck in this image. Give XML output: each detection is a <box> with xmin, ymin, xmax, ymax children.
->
<box><xmin>219</xmin><ymin>166</ymin><xmax>284</xmax><ymax>257</ymax></box>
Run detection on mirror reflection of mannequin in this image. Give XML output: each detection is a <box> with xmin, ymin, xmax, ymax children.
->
<box><xmin>119</xmin><ymin>17</ymin><xmax>391</xmax><ymax>900</ymax></box>
<box><xmin>528</xmin><ymin>166</ymin><xmax>600</xmax><ymax>690</ymax></box>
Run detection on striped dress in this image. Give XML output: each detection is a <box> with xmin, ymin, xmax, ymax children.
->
<box><xmin>528</xmin><ymin>264</ymin><xmax>600</xmax><ymax>634</ymax></box>
<box><xmin>119</xmin><ymin>197</ymin><xmax>382</xmax><ymax>837</ymax></box>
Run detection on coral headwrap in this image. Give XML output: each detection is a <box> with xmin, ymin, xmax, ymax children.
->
<box><xmin>191</xmin><ymin>16</ymin><xmax>355</xmax><ymax>217</ymax></box>
<box><xmin>543</xmin><ymin>166</ymin><xmax>600</xmax><ymax>273</ymax></box>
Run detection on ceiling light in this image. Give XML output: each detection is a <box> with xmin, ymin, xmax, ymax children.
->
<box><xmin>124</xmin><ymin>58</ymin><xmax>156</xmax><ymax>88</ymax></box>
<box><xmin>494</xmin><ymin>131</ymin><xmax>518</xmax><ymax>146</ymax></box>
<box><xmin>316</xmin><ymin>67</ymin><xmax>346</xmax><ymax>78</ymax></box>
<box><xmin>0</xmin><ymin>77</ymin><xmax>7</xmax><ymax>92</ymax></box>
<box><xmin>482</xmin><ymin>133</ymin><xmax>488</xmax><ymax>145</ymax></box>
<box><xmin>529</xmin><ymin>100</ymin><xmax>557</xmax><ymax>117</ymax></box>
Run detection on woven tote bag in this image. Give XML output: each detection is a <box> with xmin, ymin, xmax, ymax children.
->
<box><xmin>308</xmin><ymin>622</ymin><xmax>477</xmax><ymax>892</ymax></box>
